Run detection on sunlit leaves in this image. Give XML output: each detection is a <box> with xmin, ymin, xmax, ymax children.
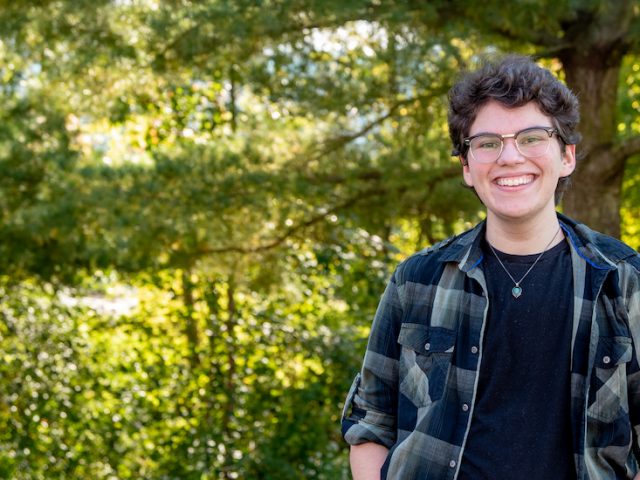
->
<box><xmin>2</xmin><ymin>1</ymin><xmax>640</xmax><ymax>479</ymax></box>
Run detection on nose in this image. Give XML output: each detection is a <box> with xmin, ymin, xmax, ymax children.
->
<box><xmin>496</xmin><ymin>138</ymin><xmax>525</xmax><ymax>165</ymax></box>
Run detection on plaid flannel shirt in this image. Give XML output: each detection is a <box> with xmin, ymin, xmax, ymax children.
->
<box><xmin>341</xmin><ymin>214</ymin><xmax>640</xmax><ymax>479</ymax></box>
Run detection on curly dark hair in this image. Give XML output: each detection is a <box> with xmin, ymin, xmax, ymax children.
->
<box><xmin>448</xmin><ymin>54</ymin><xmax>580</xmax><ymax>203</ymax></box>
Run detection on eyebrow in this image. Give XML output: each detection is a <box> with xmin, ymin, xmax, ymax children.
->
<box><xmin>467</xmin><ymin>126</ymin><xmax>554</xmax><ymax>137</ymax></box>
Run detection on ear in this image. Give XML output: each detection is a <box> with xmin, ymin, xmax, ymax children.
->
<box><xmin>560</xmin><ymin>144</ymin><xmax>576</xmax><ymax>177</ymax></box>
<box><xmin>461</xmin><ymin>157</ymin><xmax>474</xmax><ymax>186</ymax></box>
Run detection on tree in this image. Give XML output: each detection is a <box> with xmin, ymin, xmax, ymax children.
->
<box><xmin>144</xmin><ymin>0</ymin><xmax>640</xmax><ymax>237</ymax></box>
<box><xmin>1</xmin><ymin>1</ymin><xmax>639</xmax><ymax>479</ymax></box>
<box><xmin>465</xmin><ymin>0</ymin><xmax>640</xmax><ymax>237</ymax></box>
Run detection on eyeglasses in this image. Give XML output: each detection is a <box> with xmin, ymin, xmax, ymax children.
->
<box><xmin>463</xmin><ymin>126</ymin><xmax>560</xmax><ymax>164</ymax></box>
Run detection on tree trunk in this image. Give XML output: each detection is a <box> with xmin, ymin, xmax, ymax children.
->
<box><xmin>560</xmin><ymin>50</ymin><xmax>625</xmax><ymax>238</ymax></box>
<box><xmin>220</xmin><ymin>278</ymin><xmax>237</xmax><ymax>480</ymax></box>
<box><xmin>556</xmin><ymin>1</ymin><xmax>636</xmax><ymax>238</ymax></box>
<box><xmin>181</xmin><ymin>268</ymin><xmax>201</xmax><ymax>368</ymax></box>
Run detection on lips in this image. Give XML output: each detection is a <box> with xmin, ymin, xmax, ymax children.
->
<box><xmin>495</xmin><ymin>174</ymin><xmax>534</xmax><ymax>187</ymax></box>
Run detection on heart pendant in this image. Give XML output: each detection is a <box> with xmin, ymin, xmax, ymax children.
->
<box><xmin>512</xmin><ymin>286</ymin><xmax>523</xmax><ymax>298</ymax></box>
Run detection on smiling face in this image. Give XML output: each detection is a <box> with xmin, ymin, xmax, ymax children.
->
<box><xmin>462</xmin><ymin>100</ymin><xmax>576</xmax><ymax>228</ymax></box>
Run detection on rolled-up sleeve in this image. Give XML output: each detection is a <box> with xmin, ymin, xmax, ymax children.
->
<box><xmin>341</xmin><ymin>271</ymin><xmax>403</xmax><ymax>448</ymax></box>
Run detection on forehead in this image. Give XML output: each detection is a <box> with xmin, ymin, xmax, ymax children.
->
<box><xmin>469</xmin><ymin>100</ymin><xmax>552</xmax><ymax>135</ymax></box>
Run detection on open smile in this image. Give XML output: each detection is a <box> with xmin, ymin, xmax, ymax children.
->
<box><xmin>495</xmin><ymin>174</ymin><xmax>535</xmax><ymax>187</ymax></box>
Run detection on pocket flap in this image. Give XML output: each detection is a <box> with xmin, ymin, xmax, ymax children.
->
<box><xmin>398</xmin><ymin>323</ymin><xmax>455</xmax><ymax>354</ymax></box>
<box><xmin>595</xmin><ymin>336</ymin><xmax>632</xmax><ymax>368</ymax></box>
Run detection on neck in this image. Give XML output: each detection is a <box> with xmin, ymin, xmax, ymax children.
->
<box><xmin>485</xmin><ymin>211</ymin><xmax>564</xmax><ymax>255</ymax></box>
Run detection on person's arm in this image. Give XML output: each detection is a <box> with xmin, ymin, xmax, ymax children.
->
<box><xmin>350</xmin><ymin>442</ymin><xmax>389</xmax><ymax>480</ymax></box>
<box><xmin>341</xmin><ymin>271</ymin><xmax>403</xmax><ymax>468</ymax></box>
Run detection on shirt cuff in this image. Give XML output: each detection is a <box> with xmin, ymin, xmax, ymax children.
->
<box><xmin>341</xmin><ymin>373</ymin><xmax>397</xmax><ymax>448</ymax></box>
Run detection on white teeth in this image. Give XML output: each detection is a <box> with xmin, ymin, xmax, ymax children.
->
<box><xmin>496</xmin><ymin>175</ymin><xmax>534</xmax><ymax>187</ymax></box>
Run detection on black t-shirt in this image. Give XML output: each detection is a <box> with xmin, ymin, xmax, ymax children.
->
<box><xmin>458</xmin><ymin>238</ymin><xmax>576</xmax><ymax>480</ymax></box>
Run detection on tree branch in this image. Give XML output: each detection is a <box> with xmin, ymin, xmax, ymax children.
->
<box><xmin>483</xmin><ymin>22</ymin><xmax>565</xmax><ymax>50</ymax></box>
<box><xmin>197</xmin><ymin>188</ymin><xmax>379</xmax><ymax>256</ymax></box>
<box><xmin>311</xmin><ymin>88</ymin><xmax>450</xmax><ymax>161</ymax></box>
<box><xmin>199</xmin><ymin>165</ymin><xmax>461</xmax><ymax>256</ymax></box>
<box><xmin>613</xmin><ymin>135</ymin><xmax>640</xmax><ymax>164</ymax></box>
<box><xmin>152</xmin><ymin>3</ymin><xmax>390</xmax><ymax>69</ymax></box>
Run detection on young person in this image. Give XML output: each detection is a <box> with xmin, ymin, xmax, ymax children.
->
<box><xmin>341</xmin><ymin>55</ymin><xmax>640</xmax><ymax>479</ymax></box>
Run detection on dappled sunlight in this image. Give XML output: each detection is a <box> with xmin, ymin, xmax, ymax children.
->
<box><xmin>0</xmin><ymin>1</ymin><xmax>639</xmax><ymax>479</ymax></box>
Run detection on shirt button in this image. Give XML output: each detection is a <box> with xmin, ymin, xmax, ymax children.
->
<box><xmin>425</xmin><ymin>342</ymin><xmax>431</xmax><ymax>351</ymax></box>
<box><xmin>449</xmin><ymin>460</ymin><xmax>457</xmax><ymax>468</ymax></box>
<box><xmin>603</xmin><ymin>355</ymin><xmax>611</xmax><ymax>364</ymax></box>
<box><xmin>471</xmin><ymin>346</ymin><xmax>479</xmax><ymax>354</ymax></box>
<box><xmin>462</xmin><ymin>403</ymin><xmax>469</xmax><ymax>412</ymax></box>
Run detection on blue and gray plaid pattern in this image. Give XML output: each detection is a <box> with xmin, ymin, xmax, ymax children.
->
<box><xmin>342</xmin><ymin>214</ymin><xmax>640</xmax><ymax>479</ymax></box>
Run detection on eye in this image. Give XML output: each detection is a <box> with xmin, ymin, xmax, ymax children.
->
<box><xmin>472</xmin><ymin>136</ymin><xmax>501</xmax><ymax>150</ymax></box>
<box><xmin>517</xmin><ymin>130</ymin><xmax>546</xmax><ymax>146</ymax></box>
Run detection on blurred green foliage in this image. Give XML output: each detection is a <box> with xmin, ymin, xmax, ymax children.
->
<box><xmin>0</xmin><ymin>1</ymin><xmax>639</xmax><ymax>479</ymax></box>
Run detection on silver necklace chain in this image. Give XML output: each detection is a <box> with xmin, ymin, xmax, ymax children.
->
<box><xmin>487</xmin><ymin>227</ymin><xmax>561</xmax><ymax>299</ymax></box>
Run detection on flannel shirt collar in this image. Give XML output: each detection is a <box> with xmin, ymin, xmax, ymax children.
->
<box><xmin>422</xmin><ymin>213</ymin><xmax>634</xmax><ymax>275</ymax></box>
<box><xmin>558</xmin><ymin>213</ymin><xmax>635</xmax><ymax>270</ymax></box>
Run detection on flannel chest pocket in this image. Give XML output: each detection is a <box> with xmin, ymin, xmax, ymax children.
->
<box><xmin>588</xmin><ymin>336</ymin><xmax>632</xmax><ymax>424</ymax></box>
<box><xmin>397</xmin><ymin>323</ymin><xmax>455</xmax><ymax>407</ymax></box>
